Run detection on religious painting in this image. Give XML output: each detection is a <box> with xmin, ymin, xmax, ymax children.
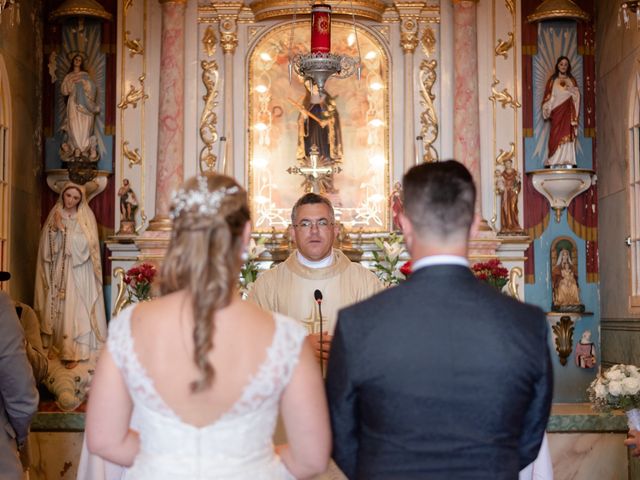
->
<box><xmin>550</xmin><ymin>237</ymin><xmax>584</xmax><ymax>313</ymax></box>
<box><xmin>247</xmin><ymin>21</ymin><xmax>390</xmax><ymax>232</ymax></box>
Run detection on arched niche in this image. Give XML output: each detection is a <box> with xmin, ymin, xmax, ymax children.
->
<box><xmin>247</xmin><ymin>20</ymin><xmax>390</xmax><ymax>232</ymax></box>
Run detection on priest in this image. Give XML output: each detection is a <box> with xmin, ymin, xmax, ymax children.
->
<box><xmin>248</xmin><ymin>193</ymin><xmax>383</xmax><ymax>363</ymax></box>
<box><xmin>248</xmin><ymin>193</ymin><xmax>382</xmax><ymax>480</ymax></box>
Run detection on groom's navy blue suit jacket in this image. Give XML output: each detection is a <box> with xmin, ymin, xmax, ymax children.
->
<box><xmin>326</xmin><ymin>264</ymin><xmax>553</xmax><ymax>479</ymax></box>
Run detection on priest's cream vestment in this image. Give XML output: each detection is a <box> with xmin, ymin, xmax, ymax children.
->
<box><xmin>248</xmin><ymin>249</ymin><xmax>383</xmax><ymax>333</ymax></box>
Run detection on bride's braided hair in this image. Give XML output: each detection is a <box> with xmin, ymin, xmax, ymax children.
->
<box><xmin>161</xmin><ymin>174</ymin><xmax>250</xmax><ymax>393</ymax></box>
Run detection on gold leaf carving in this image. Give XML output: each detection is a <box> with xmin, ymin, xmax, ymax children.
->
<box><xmin>506</xmin><ymin>266</ymin><xmax>522</xmax><ymax>300</ymax></box>
<box><xmin>552</xmin><ymin>316</ymin><xmax>575</xmax><ymax>366</ymax></box>
<box><xmin>489</xmin><ymin>78</ymin><xmax>521</xmax><ymax>110</ymax></box>
<box><xmin>421</xmin><ymin>27</ymin><xmax>436</xmax><ymax>58</ymax></box>
<box><xmin>505</xmin><ymin>0</ymin><xmax>515</xmax><ymax>18</ymax></box>
<box><xmin>495</xmin><ymin>32</ymin><xmax>514</xmax><ymax>59</ymax></box>
<box><xmin>117</xmin><ymin>75</ymin><xmax>149</xmax><ymax>110</ymax></box>
<box><xmin>124</xmin><ymin>30</ymin><xmax>144</xmax><ymax>57</ymax></box>
<box><xmin>495</xmin><ymin>142</ymin><xmax>516</xmax><ymax>166</ymax></box>
<box><xmin>418</xmin><ymin>59</ymin><xmax>439</xmax><ymax>163</ymax></box>
<box><xmin>202</xmin><ymin>25</ymin><xmax>217</xmax><ymax>57</ymax></box>
<box><xmin>199</xmin><ymin>60</ymin><xmax>220</xmax><ymax>174</ymax></box>
<box><xmin>112</xmin><ymin>267</ymin><xmax>128</xmax><ymax>318</ymax></box>
<box><xmin>122</xmin><ymin>141</ymin><xmax>142</xmax><ymax>167</ymax></box>
<box><xmin>400</xmin><ymin>17</ymin><xmax>419</xmax><ymax>53</ymax></box>
<box><xmin>219</xmin><ymin>18</ymin><xmax>238</xmax><ymax>54</ymax></box>
<box><xmin>124</xmin><ymin>0</ymin><xmax>133</xmax><ymax>13</ymax></box>
<box><xmin>136</xmin><ymin>211</ymin><xmax>147</xmax><ymax>234</ymax></box>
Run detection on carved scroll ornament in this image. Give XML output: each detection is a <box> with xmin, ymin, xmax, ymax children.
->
<box><xmin>418</xmin><ymin>59</ymin><xmax>439</xmax><ymax>163</ymax></box>
<box><xmin>117</xmin><ymin>74</ymin><xmax>149</xmax><ymax>110</ymax></box>
<box><xmin>199</xmin><ymin>59</ymin><xmax>220</xmax><ymax>174</ymax></box>
<box><xmin>489</xmin><ymin>77</ymin><xmax>521</xmax><ymax>110</ymax></box>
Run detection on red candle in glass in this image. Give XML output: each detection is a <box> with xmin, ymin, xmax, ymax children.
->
<box><xmin>311</xmin><ymin>4</ymin><xmax>331</xmax><ymax>54</ymax></box>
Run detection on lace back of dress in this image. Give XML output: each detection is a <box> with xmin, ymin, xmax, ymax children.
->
<box><xmin>107</xmin><ymin>307</ymin><xmax>178</xmax><ymax>419</ymax></box>
<box><xmin>222</xmin><ymin>314</ymin><xmax>307</xmax><ymax>419</ymax></box>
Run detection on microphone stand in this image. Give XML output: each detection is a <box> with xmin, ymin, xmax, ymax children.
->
<box><xmin>318</xmin><ymin>301</ymin><xmax>324</xmax><ymax>376</ymax></box>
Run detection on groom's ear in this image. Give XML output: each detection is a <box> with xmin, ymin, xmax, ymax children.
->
<box><xmin>399</xmin><ymin>212</ymin><xmax>414</xmax><ymax>250</ymax></box>
<box><xmin>398</xmin><ymin>212</ymin><xmax>410</xmax><ymax>235</ymax></box>
<box><xmin>469</xmin><ymin>213</ymin><xmax>481</xmax><ymax>238</ymax></box>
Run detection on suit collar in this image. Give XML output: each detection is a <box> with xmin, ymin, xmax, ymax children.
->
<box><xmin>407</xmin><ymin>263</ymin><xmax>474</xmax><ymax>281</ymax></box>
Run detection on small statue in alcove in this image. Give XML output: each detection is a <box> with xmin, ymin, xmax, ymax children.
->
<box><xmin>551</xmin><ymin>244</ymin><xmax>585</xmax><ymax>313</ymax></box>
<box><xmin>575</xmin><ymin>330</ymin><xmax>596</xmax><ymax>369</ymax></box>
<box><xmin>116</xmin><ymin>178</ymin><xmax>139</xmax><ymax>236</ymax></box>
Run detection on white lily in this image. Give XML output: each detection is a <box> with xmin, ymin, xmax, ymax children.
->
<box><xmin>248</xmin><ymin>238</ymin><xmax>267</xmax><ymax>260</ymax></box>
<box><xmin>383</xmin><ymin>241</ymin><xmax>403</xmax><ymax>262</ymax></box>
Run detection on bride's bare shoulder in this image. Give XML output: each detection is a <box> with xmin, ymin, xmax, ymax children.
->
<box><xmin>128</xmin><ymin>291</ymin><xmax>187</xmax><ymax>327</ymax></box>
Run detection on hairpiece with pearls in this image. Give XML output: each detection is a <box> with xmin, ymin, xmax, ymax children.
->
<box><xmin>170</xmin><ymin>176</ymin><xmax>239</xmax><ymax>220</ymax></box>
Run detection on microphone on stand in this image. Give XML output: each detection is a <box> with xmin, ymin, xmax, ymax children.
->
<box><xmin>314</xmin><ymin>289</ymin><xmax>324</xmax><ymax>375</ymax></box>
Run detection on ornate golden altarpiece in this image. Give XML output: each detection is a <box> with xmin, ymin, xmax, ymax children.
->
<box><xmin>108</xmin><ymin>1</ymin><xmax>529</xmax><ymax>313</ymax></box>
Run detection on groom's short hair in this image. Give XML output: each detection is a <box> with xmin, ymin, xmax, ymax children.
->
<box><xmin>402</xmin><ymin>160</ymin><xmax>476</xmax><ymax>241</ymax></box>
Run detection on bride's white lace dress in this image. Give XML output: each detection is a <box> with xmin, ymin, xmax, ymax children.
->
<box><xmin>107</xmin><ymin>306</ymin><xmax>307</xmax><ymax>479</ymax></box>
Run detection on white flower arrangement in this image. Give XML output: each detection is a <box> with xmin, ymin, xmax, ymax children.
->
<box><xmin>240</xmin><ymin>237</ymin><xmax>267</xmax><ymax>288</ymax></box>
<box><xmin>372</xmin><ymin>233</ymin><xmax>407</xmax><ymax>286</ymax></box>
<box><xmin>588</xmin><ymin>364</ymin><xmax>640</xmax><ymax>429</ymax></box>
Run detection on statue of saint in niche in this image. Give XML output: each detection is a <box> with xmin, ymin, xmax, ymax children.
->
<box><xmin>59</xmin><ymin>52</ymin><xmax>104</xmax><ymax>163</ymax></box>
<box><xmin>296</xmin><ymin>82</ymin><xmax>343</xmax><ymax>162</ymax></box>
<box><xmin>290</xmin><ymin>82</ymin><xmax>343</xmax><ymax>195</ymax></box>
<box><xmin>551</xmin><ymin>243</ymin><xmax>584</xmax><ymax>313</ymax></box>
<box><xmin>541</xmin><ymin>56</ymin><xmax>580</xmax><ymax>168</ymax></box>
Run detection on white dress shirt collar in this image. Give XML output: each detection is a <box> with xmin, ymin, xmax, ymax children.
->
<box><xmin>411</xmin><ymin>254</ymin><xmax>469</xmax><ymax>272</ymax></box>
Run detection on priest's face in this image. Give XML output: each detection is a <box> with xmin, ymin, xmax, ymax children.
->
<box><xmin>291</xmin><ymin>203</ymin><xmax>338</xmax><ymax>262</ymax></box>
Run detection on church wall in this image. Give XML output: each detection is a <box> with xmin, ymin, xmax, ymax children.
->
<box><xmin>0</xmin><ymin>1</ymin><xmax>44</xmax><ymax>303</ymax></box>
<box><xmin>114</xmin><ymin>0</ymin><xmax>161</xmax><ymax>233</ymax></box>
<box><xmin>596</xmin><ymin>0</ymin><xmax>640</xmax><ymax>366</ymax></box>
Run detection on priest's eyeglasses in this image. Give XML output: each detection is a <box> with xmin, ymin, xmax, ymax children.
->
<box><xmin>292</xmin><ymin>219</ymin><xmax>334</xmax><ymax>230</ymax></box>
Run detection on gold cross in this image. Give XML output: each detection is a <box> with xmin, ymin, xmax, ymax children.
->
<box><xmin>287</xmin><ymin>144</ymin><xmax>342</xmax><ymax>194</ymax></box>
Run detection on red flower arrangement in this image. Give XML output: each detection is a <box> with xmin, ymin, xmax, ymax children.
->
<box><xmin>124</xmin><ymin>263</ymin><xmax>157</xmax><ymax>302</ymax></box>
<box><xmin>471</xmin><ymin>258</ymin><xmax>509</xmax><ymax>291</ymax></box>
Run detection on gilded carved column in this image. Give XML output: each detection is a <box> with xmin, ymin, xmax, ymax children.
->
<box><xmin>452</xmin><ymin>0</ymin><xmax>481</xmax><ymax>197</ymax></box>
<box><xmin>217</xmin><ymin>4</ymin><xmax>242</xmax><ymax>177</ymax></box>
<box><xmin>397</xmin><ymin>3</ymin><xmax>424</xmax><ymax>173</ymax></box>
<box><xmin>148</xmin><ymin>0</ymin><xmax>186</xmax><ymax>230</ymax></box>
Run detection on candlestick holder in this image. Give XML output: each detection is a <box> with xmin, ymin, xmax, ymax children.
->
<box><xmin>288</xmin><ymin>3</ymin><xmax>360</xmax><ymax>94</ymax></box>
<box><xmin>290</xmin><ymin>52</ymin><xmax>360</xmax><ymax>94</ymax></box>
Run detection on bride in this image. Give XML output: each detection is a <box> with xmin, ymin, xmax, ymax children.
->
<box><xmin>86</xmin><ymin>174</ymin><xmax>330</xmax><ymax>479</ymax></box>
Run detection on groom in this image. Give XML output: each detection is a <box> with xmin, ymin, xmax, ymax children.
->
<box><xmin>326</xmin><ymin>160</ymin><xmax>553</xmax><ymax>479</ymax></box>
